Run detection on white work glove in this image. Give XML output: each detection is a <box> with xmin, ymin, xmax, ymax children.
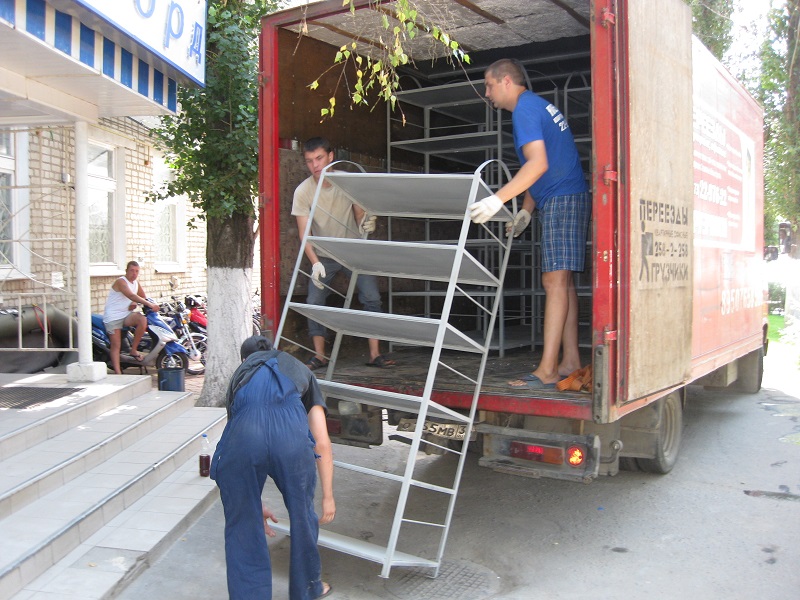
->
<box><xmin>359</xmin><ymin>214</ymin><xmax>377</xmax><ymax>235</ymax></box>
<box><xmin>311</xmin><ymin>261</ymin><xmax>326</xmax><ymax>289</ymax></box>
<box><xmin>469</xmin><ymin>194</ymin><xmax>504</xmax><ymax>224</ymax></box>
<box><xmin>506</xmin><ymin>208</ymin><xmax>531</xmax><ymax>238</ymax></box>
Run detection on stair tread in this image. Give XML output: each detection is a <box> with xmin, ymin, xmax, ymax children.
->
<box><xmin>0</xmin><ymin>406</ymin><xmax>225</xmax><ymax>574</ymax></box>
<box><xmin>0</xmin><ymin>374</ymin><xmax>153</xmax><ymax>461</ymax></box>
<box><xmin>11</xmin><ymin>451</ymin><xmax>220</xmax><ymax>600</ymax></box>
<box><xmin>0</xmin><ymin>390</ymin><xmax>194</xmax><ymax>498</ymax></box>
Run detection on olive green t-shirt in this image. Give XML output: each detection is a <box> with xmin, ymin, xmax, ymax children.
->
<box><xmin>291</xmin><ymin>176</ymin><xmax>360</xmax><ymax>258</ymax></box>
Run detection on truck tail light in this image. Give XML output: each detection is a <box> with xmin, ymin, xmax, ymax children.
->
<box><xmin>510</xmin><ymin>441</ymin><xmax>564</xmax><ymax>465</ymax></box>
<box><xmin>509</xmin><ymin>441</ymin><xmax>587</xmax><ymax>468</ymax></box>
<box><xmin>567</xmin><ymin>445</ymin><xmax>586</xmax><ymax>467</ymax></box>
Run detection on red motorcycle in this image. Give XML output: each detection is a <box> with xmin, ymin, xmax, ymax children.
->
<box><xmin>185</xmin><ymin>295</ymin><xmax>208</xmax><ymax>333</ymax></box>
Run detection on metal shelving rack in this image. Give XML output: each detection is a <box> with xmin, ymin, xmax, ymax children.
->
<box><xmin>275</xmin><ymin>160</ymin><xmax>516</xmax><ymax>578</ymax></box>
<box><xmin>386</xmin><ymin>80</ymin><xmax>535</xmax><ymax>355</ymax></box>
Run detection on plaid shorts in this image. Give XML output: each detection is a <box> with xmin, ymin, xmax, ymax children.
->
<box><xmin>540</xmin><ymin>192</ymin><xmax>591</xmax><ymax>272</ymax></box>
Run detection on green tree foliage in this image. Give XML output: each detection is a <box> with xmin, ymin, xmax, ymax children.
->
<box><xmin>685</xmin><ymin>0</ymin><xmax>735</xmax><ymax>60</ymax></box>
<box><xmin>148</xmin><ymin>0</ymin><xmax>279</xmax><ymax>406</ymax></box>
<box><xmin>149</xmin><ymin>0</ymin><xmax>278</xmax><ymax>267</ymax></box>
<box><xmin>761</xmin><ymin>1</ymin><xmax>800</xmax><ymax>239</ymax></box>
<box><xmin>310</xmin><ymin>0</ymin><xmax>469</xmax><ymax>119</ymax></box>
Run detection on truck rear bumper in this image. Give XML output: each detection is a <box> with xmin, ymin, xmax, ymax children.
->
<box><xmin>476</xmin><ymin>424</ymin><xmax>601</xmax><ymax>483</ymax></box>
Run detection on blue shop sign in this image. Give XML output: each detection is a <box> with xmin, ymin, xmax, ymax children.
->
<box><xmin>71</xmin><ymin>0</ymin><xmax>206</xmax><ymax>86</ymax></box>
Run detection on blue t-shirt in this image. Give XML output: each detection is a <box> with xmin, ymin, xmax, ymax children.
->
<box><xmin>512</xmin><ymin>90</ymin><xmax>587</xmax><ymax>207</ymax></box>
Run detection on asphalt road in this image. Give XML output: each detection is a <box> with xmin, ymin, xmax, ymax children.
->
<box><xmin>119</xmin><ymin>343</ymin><xmax>800</xmax><ymax>600</ymax></box>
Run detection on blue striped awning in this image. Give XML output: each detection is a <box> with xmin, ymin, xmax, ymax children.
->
<box><xmin>0</xmin><ymin>0</ymin><xmax>203</xmax><ymax>122</ymax></box>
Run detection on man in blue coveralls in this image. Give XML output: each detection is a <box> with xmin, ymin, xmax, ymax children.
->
<box><xmin>469</xmin><ymin>58</ymin><xmax>590</xmax><ymax>390</ymax></box>
<box><xmin>210</xmin><ymin>336</ymin><xmax>335</xmax><ymax>599</ymax></box>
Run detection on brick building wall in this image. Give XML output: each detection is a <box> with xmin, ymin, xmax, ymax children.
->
<box><xmin>1</xmin><ymin>117</ymin><xmax>262</xmax><ymax>325</ymax></box>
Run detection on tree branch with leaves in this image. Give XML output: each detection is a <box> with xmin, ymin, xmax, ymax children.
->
<box><xmin>306</xmin><ymin>0</ymin><xmax>469</xmax><ymax>120</ymax></box>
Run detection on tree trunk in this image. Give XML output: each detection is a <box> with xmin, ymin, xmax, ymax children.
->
<box><xmin>196</xmin><ymin>211</ymin><xmax>256</xmax><ymax>407</ymax></box>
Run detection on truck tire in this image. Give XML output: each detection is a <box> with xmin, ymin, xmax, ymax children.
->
<box><xmin>733</xmin><ymin>347</ymin><xmax>764</xmax><ymax>394</ymax></box>
<box><xmin>636</xmin><ymin>392</ymin><xmax>682</xmax><ymax>474</ymax></box>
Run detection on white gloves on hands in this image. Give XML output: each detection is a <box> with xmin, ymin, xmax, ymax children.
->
<box><xmin>359</xmin><ymin>214</ymin><xmax>377</xmax><ymax>235</ymax></box>
<box><xmin>469</xmin><ymin>194</ymin><xmax>504</xmax><ymax>224</ymax></box>
<box><xmin>506</xmin><ymin>208</ymin><xmax>531</xmax><ymax>238</ymax></box>
<box><xmin>311</xmin><ymin>262</ymin><xmax>326</xmax><ymax>289</ymax></box>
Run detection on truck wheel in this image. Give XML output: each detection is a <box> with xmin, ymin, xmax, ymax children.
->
<box><xmin>636</xmin><ymin>392</ymin><xmax>682</xmax><ymax>474</ymax></box>
<box><xmin>618</xmin><ymin>457</ymin><xmax>640</xmax><ymax>472</ymax></box>
<box><xmin>733</xmin><ymin>347</ymin><xmax>764</xmax><ymax>394</ymax></box>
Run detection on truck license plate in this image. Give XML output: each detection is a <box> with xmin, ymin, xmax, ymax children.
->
<box><xmin>396</xmin><ymin>418</ymin><xmax>467</xmax><ymax>440</ymax></box>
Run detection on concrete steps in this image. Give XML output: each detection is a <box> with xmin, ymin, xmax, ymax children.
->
<box><xmin>0</xmin><ymin>374</ymin><xmax>226</xmax><ymax>600</ymax></box>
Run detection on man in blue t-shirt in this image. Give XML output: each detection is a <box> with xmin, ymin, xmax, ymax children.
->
<box><xmin>469</xmin><ymin>58</ymin><xmax>590</xmax><ymax>389</ymax></box>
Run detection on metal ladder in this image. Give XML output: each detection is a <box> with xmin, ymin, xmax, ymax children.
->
<box><xmin>275</xmin><ymin>160</ymin><xmax>515</xmax><ymax>578</ymax></box>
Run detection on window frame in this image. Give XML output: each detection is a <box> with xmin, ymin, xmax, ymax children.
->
<box><xmin>151</xmin><ymin>152</ymin><xmax>187</xmax><ymax>274</ymax></box>
<box><xmin>0</xmin><ymin>129</ymin><xmax>32</xmax><ymax>280</ymax></box>
<box><xmin>87</xmin><ymin>141</ymin><xmax>126</xmax><ymax>277</ymax></box>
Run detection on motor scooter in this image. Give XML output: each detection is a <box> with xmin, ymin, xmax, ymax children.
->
<box><xmin>184</xmin><ymin>295</ymin><xmax>207</xmax><ymax>334</ymax></box>
<box><xmin>162</xmin><ymin>296</ymin><xmax>206</xmax><ymax>376</ymax></box>
<box><xmin>91</xmin><ymin>305</ymin><xmax>188</xmax><ymax>371</ymax></box>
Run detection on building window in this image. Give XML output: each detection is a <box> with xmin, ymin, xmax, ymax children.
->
<box><xmin>152</xmin><ymin>153</ymin><xmax>186</xmax><ymax>273</ymax></box>
<box><xmin>155</xmin><ymin>201</ymin><xmax>177</xmax><ymax>262</ymax></box>
<box><xmin>0</xmin><ymin>129</ymin><xmax>31</xmax><ymax>278</ymax></box>
<box><xmin>0</xmin><ymin>171</ymin><xmax>13</xmax><ymax>265</ymax></box>
<box><xmin>87</xmin><ymin>142</ymin><xmax>116</xmax><ymax>264</ymax></box>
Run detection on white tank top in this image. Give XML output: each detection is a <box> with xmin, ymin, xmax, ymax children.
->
<box><xmin>103</xmin><ymin>276</ymin><xmax>138</xmax><ymax>323</ymax></box>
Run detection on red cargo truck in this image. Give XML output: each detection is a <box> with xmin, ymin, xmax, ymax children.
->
<box><xmin>258</xmin><ymin>0</ymin><xmax>765</xmax><ymax>482</ymax></box>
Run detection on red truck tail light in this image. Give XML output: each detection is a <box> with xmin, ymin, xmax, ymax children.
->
<box><xmin>509</xmin><ymin>441</ymin><xmax>564</xmax><ymax>465</ymax></box>
<box><xmin>566</xmin><ymin>445</ymin><xmax>586</xmax><ymax>467</ymax></box>
<box><xmin>326</xmin><ymin>418</ymin><xmax>342</xmax><ymax>435</ymax></box>
<box><xmin>509</xmin><ymin>441</ymin><xmax>587</xmax><ymax>468</ymax></box>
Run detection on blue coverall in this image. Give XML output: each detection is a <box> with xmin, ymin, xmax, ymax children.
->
<box><xmin>211</xmin><ymin>355</ymin><xmax>324</xmax><ymax>600</ymax></box>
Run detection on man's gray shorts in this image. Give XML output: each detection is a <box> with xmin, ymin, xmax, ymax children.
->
<box><xmin>104</xmin><ymin>317</ymin><xmax>126</xmax><ymax>333</ymax></box>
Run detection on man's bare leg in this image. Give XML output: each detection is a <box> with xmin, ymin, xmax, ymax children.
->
<box><xmin>558</xmin><ymin>276</ymin><xmax>582</xmax><ymax>377</ymax></box>
<box><xmin>368</xmin><ymin>338</ymin><xmax>380</xmax><ymax>363</ymax></box>
<box><xmin>312</xmin><ymin>335</ymin><xmax>327</xmax><ymax>363</ymax></box>
<box><xmin>510</xmin><ymin>269</ymin><xmax>570</xmax><ymax>386</ymax></box>
<box><xmin>124</xmin><ymin>313</ymin><xmax>147</xmax><ymax>359</ymax></box>
<box><xmin>108</xmin><ymin>330</ymin><xmax>122</xmax><ymax>374</ymax></box>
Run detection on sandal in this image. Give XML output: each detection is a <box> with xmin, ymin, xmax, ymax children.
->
<box><xmin>317</xmin><ymin>583</ymin><xmax>333</xmax><ymax>599</ymax></box>
<box><xmin>122</xmin><ymin>351</ymin><xmax>145</xmax><ymax>363</ymax></box>
<box><xmin>365</xmin><ymin>354</ymin><xmax>396</xmax><ymax>368</ymax></box>
<box><xmin>305</xmin><ymin>356</ymin><xmax>328</xmax><ymax>371</ymax></box>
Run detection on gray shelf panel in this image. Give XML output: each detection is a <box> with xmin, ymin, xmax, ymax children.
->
<box><xmin>318</xmin><ymin>380</ymin><xmax>470</xmax><ymax>423</ymax></box>
<box><xmin>288</xmin><ymin>303</ymin><xmax>484</xmax><ymax>353</ymax></box>
<box><xmin>389</xmin><ymin>287</ymin><xmax>530</xmax><ymax>298</ymax></box>
<box><xmin>390</xmin><ymin>131</ymin><xmax>514</xmax><ymax>157</ymax></box>
<box><xmin>464</xmin><ymin>324</ymin><xmax>534</xmax><ymax>352</ymax></box>
<box><xmin>395</xmin><ymin>80</ymin><xmax>487</xmax><ymax>108</ymax></box>
<box><xmin>308</xmin><ymin>237</ymin><xmax>500</xmax><ymax>287</ymax></box>
<box><xmin>324</xmin><ymin>172</ymin><xmax>512</xmax><ymax>221</ymax></box>
<box><xmin>269</xmin><ymin>523</ymin><xmax>438</xmax><ymax>569</ymax></box>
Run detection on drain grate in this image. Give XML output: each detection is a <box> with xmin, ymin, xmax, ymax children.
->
<box><xmin>0</xmin><ymin>386</ymin><xmax>84</xmax><ymax>409</ymax></box>
<box><xmin>384</xmin><ymin>559</ymin><xmax>501</xmax><ymax>600</ymax></box>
